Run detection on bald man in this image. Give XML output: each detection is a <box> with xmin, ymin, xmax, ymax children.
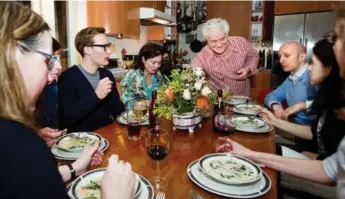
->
<box><xmin>265</xmin><ymin>41</ymin><xmax>318</xmax><ymax>126</ymax></box>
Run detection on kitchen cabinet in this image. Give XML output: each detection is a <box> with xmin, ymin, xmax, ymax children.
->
<box><xmin>87</xmin><ymin>1</ymin><xmax>166</xmax><ymax>38</ymax></box>
<box><xmin>141</xmin><ymin>1</ymin><xmax>166</xmax><ymax>12</ymax></box>
<box><xmin>87</xmin><ymin>1</ymin><xmax>129</xmax><ymax>36</ymax></box>
<box><xmin>275</xmin><ymin>1</ymin><xmax>341</xmax><ymax>15</ymax></box>
<box><xmin>207</xmin><ymin>1</ymin><xmax>251</xmax><ymax>39</ymax></box>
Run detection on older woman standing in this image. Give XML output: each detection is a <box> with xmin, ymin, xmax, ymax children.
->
<box><xmin>192</xmin><ymin>18</ymin><xmax>259</xmax><ymax>96</ymax></box>
<box><xmin>121</xmin><ymin>43</ymin><xmax>164</xmax><ymax>108</ymax></box>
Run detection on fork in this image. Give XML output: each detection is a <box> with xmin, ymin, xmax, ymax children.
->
<box><xmin>155</xmin><ymin>192</ymin><xmax>165</xmax><ymax>199</ymax></box>
<box><xmin>190</xmin><ymin>190</ymin><xmax>204</xmax><ymax>199</ymax></box>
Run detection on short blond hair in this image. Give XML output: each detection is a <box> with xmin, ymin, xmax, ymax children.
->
<box><xmin>75</xmin><ymin>27</ymin><xmax>105</xmax><ymax>57</ymax></box>
<box><xmin>202</xmin><ymin>18</ymin><xmax>230</xmax><ymax>38</ymax></box>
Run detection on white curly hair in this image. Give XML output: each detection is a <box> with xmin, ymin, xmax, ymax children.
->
<box><xmin>202</xmin><ymin>18</ymin><xmax>230</xmax><ymax>38</ymax></box>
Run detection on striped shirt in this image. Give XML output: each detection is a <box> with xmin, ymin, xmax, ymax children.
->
<box><xmin>192</xmin><ymin>36</ymin><xmax>259</xmax><ymax>96</ymax></box>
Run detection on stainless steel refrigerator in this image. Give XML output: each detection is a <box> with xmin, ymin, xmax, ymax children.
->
<box><xmin>271</xmin><ymin>11</ymin><xmax>336</xmax><ymax>88</ymax></box>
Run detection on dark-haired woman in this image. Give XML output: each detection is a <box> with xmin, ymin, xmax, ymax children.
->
<box><xmin>121</xmin><ymin>43</ymin><xmax>164</xmax><ymax>108</ymax></box>
<box><xmin>261</xmin><ymin>39</ymin><xmax>345</xmax><ymax>160</ymax></box>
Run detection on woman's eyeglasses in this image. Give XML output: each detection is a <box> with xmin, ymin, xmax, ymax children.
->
<box><xmin>87</xmin><ymin>43</ymin><xmax>112</xmax><ymax>51</ymax></box>
<box><xmin>18</xmin><ymin>44</ymin><xmax>60</xmax><ymax>71</ymax></box>
<box><xmin>36</xmin><ymin>51</ymin><xmax>60</xmax><ymax>71</ymax></box>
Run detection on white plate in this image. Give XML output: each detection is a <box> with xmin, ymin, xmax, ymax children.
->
<box><xmin>67</xmin><ymin>170</ymin><xmax>154</xmax><ymax>199</ymax></box>
<box><xmin>51</xmin><ymin>137</ymin><xmax>109</xmax><ymax>161</ymax></box>
<box><xmin>235</xmin><ymin>122</ymin><xmax>273</xmax><ymax>133</ymax></box>
<box><xmin>70</xmin><ymin>168</ymin><xmax>142</xmax><ymax>199</ymax></box>
<box><xmin>56</xmin><ymin>132</ymin><xmax>101</xmax><ymax>153</ymax></box>
<box><xmin>225</xmin><ymin>96</ymin><xmax>250</xmax><ymax>105</ymax></box>
<box><xmin>198</xmin><ymin>153</ymin><xmax>262</xmax><ymax>185</ymax></box>
<box><xmin>233</xmin><ymin>116</ymin><xmax>266</xmax><ymax>129</ymax></box>
<box><xmin>187</xmin><ymin>160</ymin><xmax>271</xmax><ymax>198</ymax></box>
<box><xmin>232</xmin><ymin>104</ymin><xmax>260</xmax><ymax>115</ymax></box>
<box><xmin>116</xmin><ymin>112</ymin><xmax>149</xmax><ymax>126</ymax></box>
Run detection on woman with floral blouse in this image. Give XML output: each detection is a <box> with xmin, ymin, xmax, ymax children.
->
<box><xmin>121</xmin><ymin>43</ymin><xmax>164</xmax><ymax>108</ymax></box>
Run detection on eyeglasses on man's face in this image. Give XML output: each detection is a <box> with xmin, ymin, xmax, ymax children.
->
<box><xmin>87</xmin><ymin>43</ymin><xmax>113</xmax><ymax>51</ymax></box>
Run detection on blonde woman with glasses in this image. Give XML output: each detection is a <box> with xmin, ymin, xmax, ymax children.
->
<box><xmin>0</xmin><ymin>2</ymin><xmax>135</xmax><ymax>199</ymax></box>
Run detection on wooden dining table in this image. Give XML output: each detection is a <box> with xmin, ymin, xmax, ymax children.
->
<box><xmin>60</xmin><ymin>117</ymin><xmax>277</xmax><ymax>199</ymax></box>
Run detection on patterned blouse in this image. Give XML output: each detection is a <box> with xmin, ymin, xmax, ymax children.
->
<box><xmin>120</xmin><ymin>69</ymin><xmax>163</xmax><ymax>108</ymax></box>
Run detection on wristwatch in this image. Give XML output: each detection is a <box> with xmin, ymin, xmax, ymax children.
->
<box><xmin>67</xmin><ymin>164</ymin><xmax>76</xmax><ymax>179</ymax></box>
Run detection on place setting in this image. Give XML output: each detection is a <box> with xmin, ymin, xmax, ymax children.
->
<box><xmin>224</xmin><ymin>95</ymin><xmax>251</xmax><ymax>106</ymax></box>
<box><xmin>187</xmin><ymin>153</ymin><xmax>271</xmax><ymax>198</ymax></box>
<box><xmin>232</xmin><ymin>116</ymin><xmax>273</xmax><ymax>133</ymax></box>
<box><xmin>66</xmin><ymin>168</ymin><xmax>154</xmax><ymax>199</ymax></box>
<box><xmin>117</xmin><ymin>98</ymin><xmax>149</xmax><ymax>126</ymax></box>
<box><xmin>51</xmin><ymin>132</ymin><xmax>109</xmax><ymax>161</ymax></box>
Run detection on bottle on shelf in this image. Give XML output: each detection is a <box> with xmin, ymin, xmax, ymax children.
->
<box><xmin>212</xmin><ymin>89</ymin><xmax>225</xmax><ymax>132</ymax></box>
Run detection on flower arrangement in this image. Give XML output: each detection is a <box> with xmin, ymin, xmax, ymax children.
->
<box><xmin>154</xmin><ymin>64</ymin><xmax>216</xmax><ymax>119</ymax></box>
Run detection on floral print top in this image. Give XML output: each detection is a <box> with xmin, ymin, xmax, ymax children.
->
<box><xmin>120</xmin><ymin>69</ymin><xmax>163</xmax><ymax>108</ymax></box>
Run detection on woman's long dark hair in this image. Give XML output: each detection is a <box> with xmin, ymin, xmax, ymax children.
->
<box><xmin>133</xmin><ymin>43</ymin><xmax>164</xmax><ymax>71</ymax></box>
<box><xmin>310</xmin><ymin>39</ymin><xmax>345</xmax><ymax>113</ymax></box>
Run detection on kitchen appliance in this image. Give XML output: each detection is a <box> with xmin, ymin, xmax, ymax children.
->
<box><xmin>139</xmin><ymin>7</ymin><xmax>176</xmax><ymax>26</ymax></box>
<box><xmin>271</xmin><ymin>11</ymin><xmax>336</xmax><ymax>88</ymax></box>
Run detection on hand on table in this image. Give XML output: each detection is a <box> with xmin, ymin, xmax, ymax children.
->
<box><xmin>72</xmin><ymin>144</ymin><xmax>104</xmax><ymax>176</ymax></box>
<box><xmin>259</xmin><ymin>108</ymin><xmax>278</xmax><ymax>126</ymax></box>
<box><xmin>281</xmin><ymin>102</ymin><xmax>306</xmax><ymax>121</ymax></box>
<box><xmin>38</xmin><ymin>127</ymin><xmax>62</xmax><ymax>147</ymax></box>
<box><xmin>216</xmin><ymin>137</ymin><xmax>253</xmax><ymax>157</ymax></box>
<box><xmin>101</xmin><ymin>155</ymin><xmax>135</xmax><ymax>199</ymax></box>
<box><xmin>271</xmin><ymin>104</ymin><xmax>284</xmax><ymax>119</ymax></box>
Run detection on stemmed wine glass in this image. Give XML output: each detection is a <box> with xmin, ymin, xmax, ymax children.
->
<box><xmin>146</xmin><ymin>128</ymin><xmax>170</xmax><ymax>191</ymax></box>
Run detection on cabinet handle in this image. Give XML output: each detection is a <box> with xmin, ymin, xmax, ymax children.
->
<box><xmin>299</xmin><ymin>38</ymin><xmax>303</xmax><ymax>44</ymax></box>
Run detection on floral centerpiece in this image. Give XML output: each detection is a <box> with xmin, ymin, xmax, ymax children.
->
<box><xmin>154</xmin><ymin>64</ymin><xmax>216</xmax><ymax>132</ymax></box>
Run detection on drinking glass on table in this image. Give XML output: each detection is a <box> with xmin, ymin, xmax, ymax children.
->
<box><xmin>146</xmin><ymin>128</ymin><xmax>170</xmax><ymax>190</ymax></box>
<box><xmin>127</xmin><ymin>98</ymin><xmax>147</xmax><ymax>140</ymax></box>
<box><xmin>214</xmin><ymin>112</ymin><xmax>236</xmax><ymax>135</ymax></box>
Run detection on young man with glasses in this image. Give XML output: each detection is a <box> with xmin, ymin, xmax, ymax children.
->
<box><xmin>58</xmin><ymin>27</ymin><xmax>125</xmax><ymax>132</ymax></box>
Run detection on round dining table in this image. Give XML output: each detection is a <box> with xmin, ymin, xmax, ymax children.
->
<box><xmin>60</xmin><ymin>117</ymin><xmax>278</xmax><ymax>199</ymax></box>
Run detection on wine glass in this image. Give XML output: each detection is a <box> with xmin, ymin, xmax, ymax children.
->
<box><xmin>146</xmin><ymin>128</ymin><xmax>170</xmax><ymax>191</ymax></box>
<box><xmin>127</xmin><ymin>98</ymin><xmax>147</xmax><ymax>141</ymax></box>
<box><xmin>214</xmin><ymin>112</ymin><xmax>236</xmax><ymax>135</ymax></box>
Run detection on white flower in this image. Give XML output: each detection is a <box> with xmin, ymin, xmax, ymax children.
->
<box><xmin>194</xmin><ymin>81</ymin><xmax>203</xmax><ymax>90</ymax></box>
<box><xmin>201</xmin><ymin>86</ymin><xmax>212</xmax><ymax>96</ymax></box>
<box><xmin>193</xmin><ymin>67</ymin><xmax>205</xmax><ymax>77</ymax></box>
<box><xmin>183</xmin><ymin>89</ymin><xmax>191</xmax><ymax>100</ymax></box>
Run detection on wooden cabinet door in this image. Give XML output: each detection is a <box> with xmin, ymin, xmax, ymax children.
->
<box><xmin>207</xmin><ymin>1</ymin><xmax>228</xmax><ymax>22</ymax></box>
<box><xmin>125</xmin><ymin>1</ymin><xmax>140</xmax><ymax>37</ymax></box>
<box><xmin>275</xmin><ymin>1</ymin><xmax>337</xmax><ymax>15</ymax></box>
<box><xmin>87</xmin><ymin>1</ymin><xmax>125</xmax><ymax>34</ymax></box>
<box><xmin>226</xmin><ymin>1</ymin><xmax>251</xmax><ymax>40</ymax></box>
<box><xmin>207</xmin><ymin>1</ymin><xmax>251</xmax><ymax>39</ymax></box>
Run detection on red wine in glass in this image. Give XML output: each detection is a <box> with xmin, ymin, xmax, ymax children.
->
<box><xmin>146</xmin><ymin>128</ymin><xmax>170</xmax><ymax>191</ymax></box>
<box><xmin>147</xmin><ymin>145</ymin><xmax>169</xmax><ymax>161</ymax></box>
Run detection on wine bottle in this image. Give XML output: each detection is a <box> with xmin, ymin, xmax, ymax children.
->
<box><xmin>149</xmin><ymin>91</ymin><xmax>159</xmax><ymax>131</ymax></box>
<box><xmin>213</xmin><ymin>89</ymin><xmax>224</xmax><ymax>132</ymax></box>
